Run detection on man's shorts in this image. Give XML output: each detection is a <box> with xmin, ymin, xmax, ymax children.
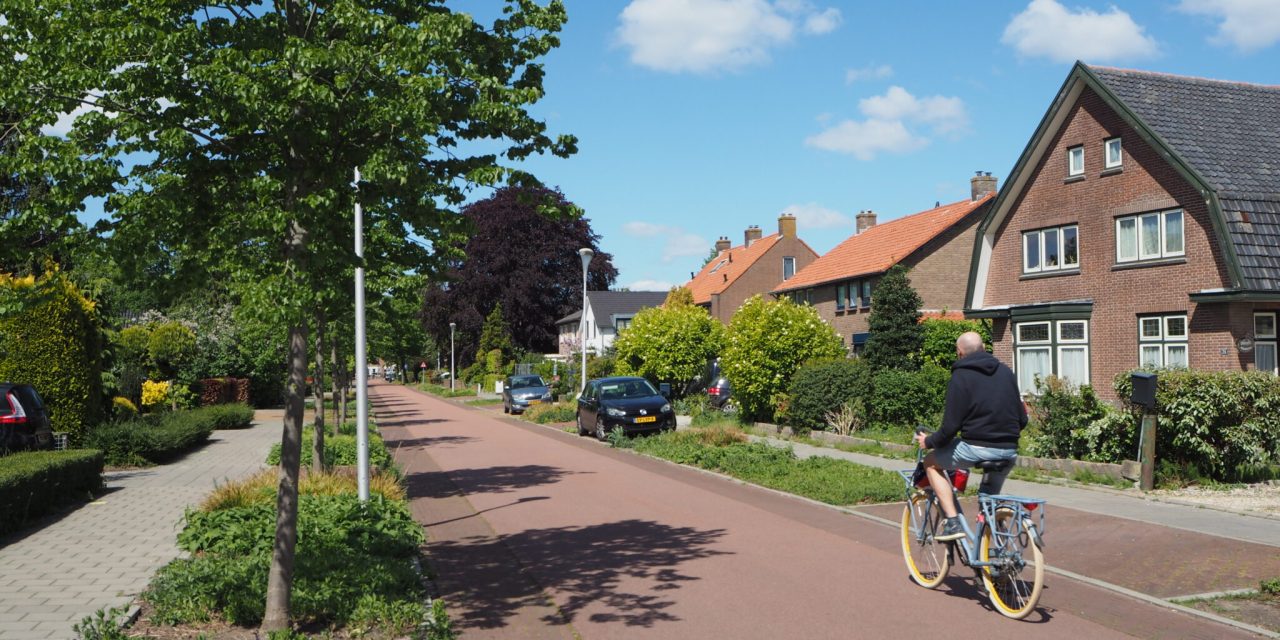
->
<box><xmin>933</xmin><ymin>439</ymin><xmax>1017</xmax><ymax>471</ymax></box>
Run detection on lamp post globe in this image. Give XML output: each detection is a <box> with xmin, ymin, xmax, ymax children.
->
<box><xmin>449</xmin><ymin>322</ymin><xmax>456</xmax><ymax>392</ymax></box>
<box><xmin>578</xmin><ymin>248</ymin><xmax>594</xmax><ymax>394</ymax></box>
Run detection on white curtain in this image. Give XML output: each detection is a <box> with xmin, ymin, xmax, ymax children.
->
<box><xmin>1059</xmin><ymin>347</ymin><xmax>1089</xmax><ymax>386</ymax></box>
<box><xmin>1017</xmin><ymin>348</ymin><xmax>1052</xmax><ymax>392</ymax></box>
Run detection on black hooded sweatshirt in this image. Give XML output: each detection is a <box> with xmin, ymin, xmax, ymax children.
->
<box><xmin>924</xmin><ymin>351</ymin><xmax>1027</xmax><ymax>451</ymax></box>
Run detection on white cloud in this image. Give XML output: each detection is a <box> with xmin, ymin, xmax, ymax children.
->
<box><xmin>804</xmin><ymin>119</ymin><xmax>927</xmax><ymax>160</ymax></box>
<box><xmin>1001</xmin><ymin>0</ymin><xmax>1159</xmax><ymax>63</ymax></box>
<box><xmin>782</xmin><ymin>203</ymin><xmax>851</xmax><ymax>230</ymax></box>
<box><xmin>805</xmin><ymin>86</ymin><xmax>966</xmax><ymax>160</ymax></box>
<box><xmin>628</xmin><ymin>279</ymin><xmax>675</xmax><ymax>291</ymax></box>
<box><xmin>40</xmin><ymin>92</ymin><xmax>114</xmax><ymax>138</ymax></box>
<box><xmin>622</xmin><ymin>221</ymin><xmax>709</xmax><ymax>263</ymax></box>
<box><xmin>845</xmin><ymin>64</ymin><xmax>893</xmax><ymax>84</ymax></box>
<box><xmin>1178</xmin><ymin>0</ymin><xmax>1280</xmax><ymax>52</ymax></box>
<box><xmin>616</xmin><ymin>0</ymin><xmax>841</xmax><ymax>74</ymax></box>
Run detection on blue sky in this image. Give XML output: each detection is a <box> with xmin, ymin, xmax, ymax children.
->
<box><xmin>500</xmin><ymin>0</ymin><xmax>1280</xmax><ymax>291</ymax></box>
<box><xmin>60</xmin><ymin>1</ymin><xmax>1280</xmax><ymax>292</ymax></box>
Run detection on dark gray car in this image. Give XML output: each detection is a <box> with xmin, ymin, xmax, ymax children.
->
<box><xmin>503</xmin><ymin>375</ymin><xmax>552</xmax><ymax>414</ymax></box>
<box><xmin>0</xmin><ymin>383</ymin><xmax>53</xmax><ymax>453</ymax></box>
<box><xmin>576</xmin><ymin>376</ymin><xmax>674</xmax><ymax>440</ymax></box>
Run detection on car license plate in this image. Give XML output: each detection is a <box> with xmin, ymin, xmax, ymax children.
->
<box><xmin>527</xmin><ymin>399</ymin><xmax>541</xmax><ymax>405</ymax></box>
<box><xmin>635</xmin><ymin>416</ymin><xmax>656</xmax><ymax>424</ymax></box>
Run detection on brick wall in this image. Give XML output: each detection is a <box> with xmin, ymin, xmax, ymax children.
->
<box><xmin>712</xmin><ymin>235</ymin><xmax>817</xmax><ymax>323</ymax></box>
<box><xmin>980</xmin><ymin>85</ymin><xmax>1254</xmax><ymax>399</ymax></box>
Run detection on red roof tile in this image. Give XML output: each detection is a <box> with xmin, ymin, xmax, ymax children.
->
<box><xmin>684</xmin><ymin>234</ymin><xmax>782</xmax><ymax>305</ymax></box>
<box><xmin>774</xmin><ymin>195</ymin><xmax>992</xmax><ymax>293</ymax></box>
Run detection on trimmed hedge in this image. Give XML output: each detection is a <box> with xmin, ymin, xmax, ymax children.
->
<box><xmin>198</xmin><ymin>378</ymin><xmax>252</xmax><ymax>406</ymax></box>
<box><xmin>85</xmin><ymin>405</ymin><xmax>245</xmax><ymax>466</ymax></box>
<box><xmin>786</xmin><ymin>358</ymin><xmax>871</xmax><ymax>431</ymax></box>
<box><xmin>0</xmin><ymin>449</ymin><xmax>104</xmax><ymax>535</ymax></box>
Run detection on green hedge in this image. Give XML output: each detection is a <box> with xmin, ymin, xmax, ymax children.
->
<box><xmin>266</xmin><ymin>428</ymin><xmax>395</xmax><ymax>474</ymax></box>
<box><xmin>0</xmin><ymin>272</ymin><xmax>105</xmax><ymax>445</ymax></box>
<box><xmin>85</xmin><ymin>405</ymin><xmax>240</xmax><ymax>466</ymax></box>
<box><xmin>786</xmin><ymin>358</ymin><xmax>871</xmax><ymax>431</ymax></box>
<box><xmin>0</xmin><ymin>449</ymin><xmax>104</xmax><ymax>535</ymax></box>
<box><xmin>868</xmin><ymin>364</ymin><xmax>949</xmax><ymax>427</ymax></box>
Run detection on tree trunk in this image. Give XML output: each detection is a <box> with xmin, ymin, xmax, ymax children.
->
<box><xmin>331</xmin><ymin>336</ymin><xmax>341</xmax><ymax>438</ymax></box>
<box><xmin>263</xmin><ymin>314</ymin><xmax>307</xmax><ymax>632</ymax></box>
<box><xmin>312</xmin><ymin>309</ymin><xmax>326</xmax><ymax>474</ymax></box>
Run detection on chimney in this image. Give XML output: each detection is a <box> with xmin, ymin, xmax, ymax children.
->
<box><xmin>715</xmin><ymin>236</ymin><xmax>731</xmax><ymax>253</ymax></box>
<box><xmin>856</xmin><ymin>210</ymin><xmax>877</xmax><ymax>234</ymax></box>
<box><xmin>744</xmin><ymin>225</ymin><xmax>762</xmax><ymax>247</ymax></box>
<box><xmin>778</xmin><ymin>213</ymin><xmax>797</xmax><ymax>239</ymax></box>
<box><xmin>971</xmin><ymin>171</ymin><xmax>998</xmax><ymax>201</ymax></box>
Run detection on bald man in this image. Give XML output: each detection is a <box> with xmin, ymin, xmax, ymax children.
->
<box><xmin>913</xmin><ymin>331</ymin><xmax>1026</xmax><ymax>541</ymax></box>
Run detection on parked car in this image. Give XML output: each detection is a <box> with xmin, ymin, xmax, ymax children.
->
<box><xmin>576</xmin><ymin>376</ymin><xmax>674</xmax><ymax>440</ymax></box>
<box><xmin>704</xmin><ymin>358</ymin><xmax>733</xmax><ymax>409</ymax></box>
<box><xmin>0</xmin><ymin>383</ymin><xmax>53</xmax><ymax>453</ymax></box>
<box><xmin>503</xmin><ymin>374</ymin><xmax>552</xmax><ymax>414</ymax></box>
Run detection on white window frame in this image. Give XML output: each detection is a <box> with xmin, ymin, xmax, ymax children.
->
<box><xmin>1255</xmin><ymin>312</ymin><xmax>1277</xmax><ymax>375</ymax></box>
<box><xmin>1068</xmin><ymin>145</ymin><xmax>1084</xmax><ymax>176</ymax></box>
<box><xmin>1105</xmin><ymin>137</ymin><xmax>1122</xmax><ymax>169</ymax></box>
<box><xmin>1116</xmin><ymin>209</ymin><xmax>1185</xmax><ymax>263</ymax></box>
<box><xmin>1022</xmin><ymin>225</ymin><xmax>1079</xmax><ymax>274</ymax></box>
<box><xmin>783</xmin><ymin>256</ymin><xmax>796</xmax><ymax>280</ymax></box>
<box><xmin>1015</xmin><ymin>319</ymin><xmax>1090</xmax><ymax>392</ymax></box>
<box><xmin>1137</xmin><ymin>314</ymin><xmax>1189</xmax><ymax>369</ymax></box>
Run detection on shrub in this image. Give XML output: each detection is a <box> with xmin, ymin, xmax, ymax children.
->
<box><xmin>86</xmin><ymin>408</ymin><xmax>222</xmax><ymax>466</ymax></box>
<box><xmin>266</xmin><ymin>428</ymin><xmax>395</xmax><ymax>474</ymax></box>
<box><xmin>524</xmin><ymin>402</ymin><xmax>576</xmax><ymax>424</ymax></box>
<box><xmin>201</xmin><ymin>403</ymin><xmax>254</xmax><ymax>429</ymax></box>
<box><xmin>825</xmin><ymin>398</ymin><xmax>867</xmax><ymax>436</ymax></box>
<box><xmin>920</xmin><ymin>318</ymin><xmax>992</xmax><ymax>369</ymax></box>
<box><xmin>141</xmin><ymin>380</ymin><xmax>170</xmax><ymax>408</ymax></box>
<box><xmin>0</xmin><ymin>271</ymin><xmax>105</xmax><ymax>445</ymax></box>
<box><xmin>1112</xmin><ymin>369</ymin><xmax>1280</xmax><ymax>482</ymax></box>
<box><xmin>111</xmin><ymin>396</ymin><xmax>138</xmax><ymax>418</ymax></box>
<box><xmin>586</xmin><ymin>353</ymin><xmax>616</xmax><ymax>380</ymax></box>
<box><xmin>148</xmin><ymin>321</ymin><xmax>197</xmax><ymax>380</ymax></box>
<box><xmin>721</xmin><ymin>296</ymin><xmax>844</xmax><ymax>421</ymax></box>
<box><xmin>200</xmin><ymin>468</ymin><xmax>405</xmax><ymax>512</ymax></box>
<box><xmin>786</xmin><ymin>358</ymin><xmax>872</xmax><ymax>431</ymax></box>
<box><xmin>1025</xmin><ymin>376</ymin><xmax>1109</xmax><ymax>459</ymax></box>
<box><xmin>146</xmin><ymin>493</ymin><xmax>425</xmax><ymax>628</ymax></box>
<box><xmin>0</xmin><ymin>449</ymin><xmax>104</xmax><ymax>535</ymax></box>
<box><xmin>868</xmin><ymin>364</ymin><xmax>949</xmax><ymax>427</ymax></box>
<box><xmin>614</xmin><ymin>301</ymin><xmax>724</xmax><ymax>393</ymax></box>
<box><xmin>199</xmin><ymin>377</ymin><xmax>251</xmax><ymax>406</ymax></box>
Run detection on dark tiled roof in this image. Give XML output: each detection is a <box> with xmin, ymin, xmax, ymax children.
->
<box><xmin>554</xmin><ymin>291</ymin><xmax>668</xmax><ymax>329</ymax></box>
<box><xmin>1091</xmin><ymin>66</ymin><xmax>1280</xmax><ymax>290</ymax></box>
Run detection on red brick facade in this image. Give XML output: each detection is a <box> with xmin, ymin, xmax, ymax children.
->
<box><xmin>977</xmin><ymin>85</ymin><xmax>1276</xmax><ymax>399</ymax></box>
<box><xmin>708</xmin><ymin>235</ymin><xmax>816</xmax><ymax>324</ymax></box>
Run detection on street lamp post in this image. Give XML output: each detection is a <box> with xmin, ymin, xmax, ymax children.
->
<box><xmin>449</xmin><ymin>322</ymin><xmax>456</xmax><ymax>392</ymax></box>
<box><xmin>578</xmin><ymin>248</ymin><xmax>593</xmax><ymax>394</ymax></box>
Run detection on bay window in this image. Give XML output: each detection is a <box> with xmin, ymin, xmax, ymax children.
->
<box><xmin>1015</xmin><ymin>319</ymin><xmax>1090</xmax><ymax>392</ymax></box>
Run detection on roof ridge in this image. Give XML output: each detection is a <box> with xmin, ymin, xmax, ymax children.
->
<box><xmin>1089</xmin><ymin>64</ymin><xmax>1280</xmax><ymax>91</ymax></box>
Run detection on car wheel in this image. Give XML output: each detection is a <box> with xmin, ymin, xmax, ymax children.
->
<box><xmin>595</xmin><ymin>421</ymin><xmax>607</xmax><ymax>441</ymax></box>
<box><xmin>576</xmin><ymin>413</ymin><xmax>588</xmax><ymax>436</ymax></box>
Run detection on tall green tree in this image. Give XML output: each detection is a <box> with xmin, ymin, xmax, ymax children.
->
<box><xmin>863</xmin><ymin>265</ymin><xmax>923</xmax><ymax>372</ymax></box>
<box><xmin>0</xmin><ymin>1</ymin><xmax>574</xmax><ymax>630</ymax></box>
<box><xmin>477</xmin><ymin>302</ymin><xmax>515</xmax><ymax>364</ymax></box>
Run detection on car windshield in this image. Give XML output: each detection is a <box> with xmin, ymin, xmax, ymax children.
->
<box><xmin>598</xmin><ymin>379</ymin><xmax>659</xmax><ymax>400</ymax></box>
<box><xmin>510</xmin><ymin>376</ymin><xmax>545</xmax><ymax>389</ymax></box>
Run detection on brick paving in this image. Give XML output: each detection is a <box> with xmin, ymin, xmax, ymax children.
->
<box><xmin>0</xmin><ymin>411</ymin><xmax>281</xmax><ymax>640</ymax></box>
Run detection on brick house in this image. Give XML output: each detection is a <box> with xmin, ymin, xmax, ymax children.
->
<box><xmin>685</xmin><ymin>214</ymin><xmax>819</xmax><ymax>324</ymax></box>
<box><xmin>772</xmin><ymin>174</ymin><xmax>997</xmax><ymax>353</ymax></box>
<box><xmin>554</xmin><ymin>290</ymin><xmax>669</xmax><ymax>356</ymax></box>
<box><xmin>965</xmin><ymin>62</ymin><xmax>1280</xmax><ymax>399</ymax></box>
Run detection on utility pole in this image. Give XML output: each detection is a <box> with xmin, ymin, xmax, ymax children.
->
<box><xmin>354</xmin><ymin>168</ymin><xmax>369</xmax><ymax>502</ymax></box>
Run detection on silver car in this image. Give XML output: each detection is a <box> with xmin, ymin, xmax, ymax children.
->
<box><xmin>502</xmin><ymin>375</ymin><xmax>552</xmax><ymax>414</ymax></box>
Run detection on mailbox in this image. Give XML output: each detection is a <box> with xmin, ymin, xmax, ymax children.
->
<box><xmin>1130</xmin><ymin>371</ymin><xmax>1158</xmax><ymax>409</ymax></box>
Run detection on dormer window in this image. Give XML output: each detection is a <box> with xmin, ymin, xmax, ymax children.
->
<box><xmin>1068</xmin><ymin>146</ymin><xmax>1084</xmax><ymax>176</ymax></box>
<box><xmin>1105</xmin><ymin>137</ymin><xmax>1122</xmax><ymax>169</ymax></box>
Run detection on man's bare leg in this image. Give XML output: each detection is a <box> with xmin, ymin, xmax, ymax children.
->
<box><xmin>923</xmin><ymin>451</ymin><xmax>958</xmax><ymax>518</ymax></box>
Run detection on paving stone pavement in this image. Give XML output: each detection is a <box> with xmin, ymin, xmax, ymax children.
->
<box><xmin>0</xmin><ymin>411</ymin><xmax>282</xmax><ymax>640</ymax></box>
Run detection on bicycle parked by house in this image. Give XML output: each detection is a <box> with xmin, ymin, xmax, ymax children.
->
<box><xmin>900</xmin><ymin>429</ymin><xmax>1047</xmax><ymax>620</ymax></box>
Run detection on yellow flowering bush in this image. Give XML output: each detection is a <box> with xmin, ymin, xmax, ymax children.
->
<box><xmin>141</xmin><ymin>380</ymin><xmax>171</xmax><ymax>407</ymax></box>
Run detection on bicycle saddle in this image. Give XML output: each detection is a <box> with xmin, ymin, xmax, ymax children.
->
<box><xmin>974</xmin><ymin>459</ymin><xmax>1014</xmax><ymax>472</ymax></box>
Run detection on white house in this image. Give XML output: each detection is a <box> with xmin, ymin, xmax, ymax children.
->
<box><xmin>555</xmin><ymin>291</ymin><xmax>668</xmax><ymax>356</ymax></box>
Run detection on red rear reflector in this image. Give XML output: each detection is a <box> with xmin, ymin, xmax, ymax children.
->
<box><xmin>1026</xmin><ymin>503</ymin><xmax>1040</xmax><ymax>511</ymax></box>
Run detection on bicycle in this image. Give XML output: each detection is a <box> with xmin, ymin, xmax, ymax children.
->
<box><xmin>899</xmin><ymin>430</ymin><xmax>1047</xmax><ymax>620</ymax></box>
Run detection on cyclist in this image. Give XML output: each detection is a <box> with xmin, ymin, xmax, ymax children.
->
<box><xmin>913</xmin><ymin>331</ymin><xmax>1026</xmax><ymax>541</ymax></box>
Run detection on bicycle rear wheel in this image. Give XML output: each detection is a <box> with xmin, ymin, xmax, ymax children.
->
<box><xmin>980</xmin><ymin>508</ymin><xmax>1044</xmax><ymax>619</ymax></box>
<box><xmin>901</xmin><ymin>492</ymin><xmax>950</xmax><ymax>588</ymax></box>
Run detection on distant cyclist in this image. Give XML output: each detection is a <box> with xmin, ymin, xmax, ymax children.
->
<box><xmin>913</xmin><ymin>331</ymin><xmax>1026</xmax><ymax>541</ymax></box>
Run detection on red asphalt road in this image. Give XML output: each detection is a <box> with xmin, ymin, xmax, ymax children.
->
<box><xmin>371</xmin><ymin>382</ymin><xmax>1259</xmax><ymax>640</ymax></box>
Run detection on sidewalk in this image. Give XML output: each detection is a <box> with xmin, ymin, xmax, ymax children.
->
<box><xmin>0</xmin><ymin>411</ymin><xmax>281</xmax><ymax>640</ymax></box>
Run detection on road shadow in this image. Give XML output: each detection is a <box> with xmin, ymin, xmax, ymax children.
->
<box><xmin>930</xmin><ymin>572</ymin><xmax>1054</xmax><ymax>623</ymax></box>
<box><xmin>387</xmin><ymin>435</ymin><xmax>476</xmax><ymax>450</ymax></box>
<box><xmin>429</xmin><ymin>519</ymin><xmax>730</xmax><ymax>632</ymax></box>
<box><xmin>404</xmin><ymin>464</ymin><xmax>582</xmax><ymax>500</ymax></box>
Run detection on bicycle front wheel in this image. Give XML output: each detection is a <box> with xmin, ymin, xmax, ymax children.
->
<box><xmin>901</xmin><ymin>492</ymin><xmax>950</xmax><ymax>588</ymax></box>
<box><xmin>980</xmin><ymin>508</ymin><xmax>1044</xmax><ymax>619</ymax></box>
